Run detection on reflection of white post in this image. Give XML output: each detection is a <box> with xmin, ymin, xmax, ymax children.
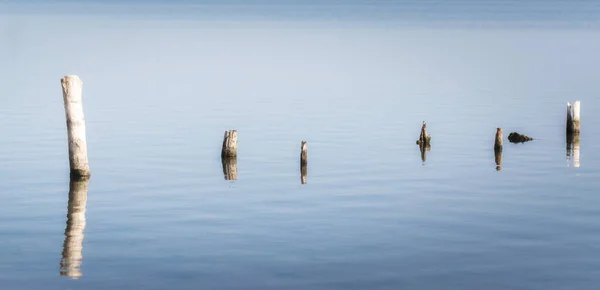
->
<box><xmin>573</xmin><ymin>135</ymin><xmax>580</xmax><ymax>168</ymax></box>
<box><xmin>566</xmin><ymin>102</ymin><xmax>573</xmax><ymax>135</ymax></box>
<box><xmin>60</xmin><ymin>178</ymin><xmax>89</xmax><ymax>279</ymax></box>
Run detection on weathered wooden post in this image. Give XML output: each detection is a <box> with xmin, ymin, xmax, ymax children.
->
<box><xmin>300</xmin><ymin>141</ymin><xmax>308</xmax><ymax>165</ymax></box>
<box><xmin>566</xmin><ymin>101</ymin><xmax>581</xmax><ymax>135</ymax></box>
<box><xmin>300</xmin><ymin>141</ymin><xmax>308</xmax><ymax>184</ymax></box>
<box><xmin>221</xmin><ymin>130</ymin><xmax>238</xmax><ymax>158</ymax></box>
<box><xmin>60</xmin><ymin>177</ymin><xmax>89</xmax><ymax>279</ymax></box>
<box><xmin>61</xmin><ymin>75</ymin><xmax>90</xmax><ymax>178</ymax></box>
<box><xmin>416</xmin><ymin>121</ymin><xmax>431</xmax><ymax>146</ymax></box>
<box><xmin>221</xmin><ymin>157</ymin><xmax>238</xmax><ymax>180</ymax></box>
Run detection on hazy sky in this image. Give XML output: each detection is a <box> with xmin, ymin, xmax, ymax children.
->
<box><xmin>2</xmin><ymin>0</ymin><xmax>600</xmax><ymax>28</ymax></box>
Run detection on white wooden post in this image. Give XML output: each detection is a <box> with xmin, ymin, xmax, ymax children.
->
<box><xmin>60</xmin><ymin>178</ymin><xmax>89</xmax><ymax>279</ymax></box>
<box><xmin>61</xmin><ymin>76</ymin><xmax>90</xmax><ymax>177</ymax></box>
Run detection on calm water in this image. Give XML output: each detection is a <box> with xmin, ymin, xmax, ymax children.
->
<box><xmin>2</xmin><ymin>1</ymin><xmax>600</xmax><ymax>289</ymax></box>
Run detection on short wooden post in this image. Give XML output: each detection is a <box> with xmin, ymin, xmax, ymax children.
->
<box><xmin>61</xmin><ymin>75</ymin><xmax>90</xmax><ymax>178</ymax></box>
<box><xmin>494</xmin><ymin>128</ymin><xmax>503</xmax><ymax>150</ymax></box>
<box><xmin>221</xmin><ymin>157</ymin><xmax>238</xmax><ymax>180</ymax></box>
<box><xmin>416</xmin><ymin>121</ymin><xmax>431</xmax><ymax>146</ymax></box>
<box><xmin>300</xmin><ymin>141</ymin><xmax>308</xmax><ymax>184</ymax></box>
<box><xmin>300</xmin><ymin>141</ymin><xmax>308</xmax><ymax>165</ymax></box>
<box><xmin>567</xmin><ymin>101</ymin><xmax>581</xmax><ymax>135</ymax></box>
<box><xmin>60</xmin><ymin>177</ymin><xmax>89</xmax><ymax>279</ymax></box>
<box><xmin>221</xmin><ymin>130</ymin><xmax>238</xmax><ymax>158</ymax></box>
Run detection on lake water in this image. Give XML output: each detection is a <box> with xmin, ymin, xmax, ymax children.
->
<box><xmin>2</xmin><ymin>1</ymin><xmax>600</xmax><ymax>289</ymax></box>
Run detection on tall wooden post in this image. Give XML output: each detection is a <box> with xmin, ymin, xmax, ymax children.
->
<box><xmin>60</xmin><ymin>177</ymin><xmax>89</xmax><ymax>279</ymax></box>
<box><xmin>61</xmin><ymin>76</ymin><xmax>90</xmax><ymax>178</ymax></box>
<box><xmin>221</xmin><ymin>130</ymin><xmax>238</xmax><ymax>158</ymax></box>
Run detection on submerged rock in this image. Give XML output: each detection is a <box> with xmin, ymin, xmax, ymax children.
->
<box><xmin>508</xmin><ymin>132</ymin><xmax>533</xmax><ymax>143</ymax></box>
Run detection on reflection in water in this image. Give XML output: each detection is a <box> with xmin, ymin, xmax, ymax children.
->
<box><xmin>494</xmin><ymin>147</ymin><xmax>502</xmax><ymax>171</ymax></box>
<box><xmin>419</xmin><ymin>144</ymin><xmax>431</xmax><ymax>165</ymax></box>
<box><xmin>222</xmin><ymin>157</ymin><xmax>238</xmax><ymax>180</ymax></box>
<box><xmin>300</xmin><ymin>163</ymin><xmax>307</xmax><ymax>184</ymax></box>
<box><xmin>567</xmin><ymin>134</ymin><xmax>581</xmax><ymax>168</ymax></box>
<box><xmin>60</xmin><ymin>177</ymin><xmax>89</xmax><ymax>279</ymax></box>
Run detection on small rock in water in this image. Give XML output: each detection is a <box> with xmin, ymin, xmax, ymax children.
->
<box><xmin>508</xmin><ymin>132</ymin><xmax>533</xmax><ymax>143</ymax></box>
